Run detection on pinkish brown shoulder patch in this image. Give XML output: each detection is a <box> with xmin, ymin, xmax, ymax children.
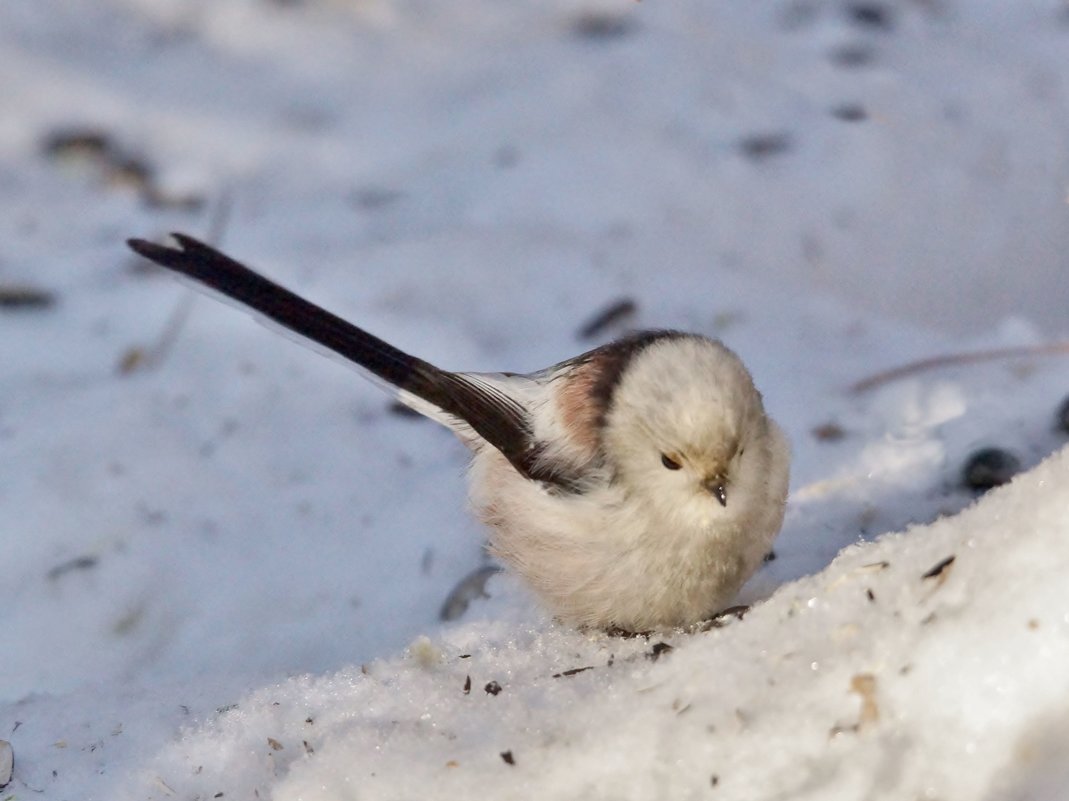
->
<box><xmin>554</xmin><ymin>358</ymin><xmax>605</xmax><ymax>458</ymax></box>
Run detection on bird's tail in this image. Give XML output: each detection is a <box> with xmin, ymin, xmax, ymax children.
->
<box><xmin>127</xmin><ymin>234</ymin><xmax>547</xmax><ymax>484</ymax></box>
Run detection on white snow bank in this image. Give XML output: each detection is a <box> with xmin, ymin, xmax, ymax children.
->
<box><xmin>125</xmin><ymin>444</ymin><xmax>1069</xmax><ymax>801</ymax></box>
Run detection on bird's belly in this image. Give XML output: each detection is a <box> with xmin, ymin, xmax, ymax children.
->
<box><xmin>471</xmin><ymin>457</ymin><xmax>764</xmax><ymax>630</ymax></box>
<box><xmin>501</xmin><ymin>517</ymin><xmax>753</xmax><ymax>630</ymax></box>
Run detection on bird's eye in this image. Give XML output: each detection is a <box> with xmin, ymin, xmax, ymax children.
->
<box><xmin>660</xmin><ymin>453</ymin><xmax>682</xmax><ymax>471</ymax></box>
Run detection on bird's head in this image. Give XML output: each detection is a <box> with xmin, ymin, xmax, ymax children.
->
<box><xmin>602</xmin><ymin>335</ymin><xmax>772</xmax><ymax>526</ymax></box>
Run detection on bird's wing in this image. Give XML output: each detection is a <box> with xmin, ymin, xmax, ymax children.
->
<box><xmin>126</xmin><ymin>233</ymin><xmax>566</xmax><ymax>487</ymax></box>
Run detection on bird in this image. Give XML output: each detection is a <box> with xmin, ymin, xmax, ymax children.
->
<box><xmin>127</xmin><ymin>234</ymin><xmax>790</xmax><ymax>632</ymax></box>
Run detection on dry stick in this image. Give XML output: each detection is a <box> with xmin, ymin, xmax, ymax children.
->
<box><xmin>119</xmin><ymin>191</ymin><xmax>232</xmax><ymax>374</ymax></box>
<box><xmin>849</xmin><ymin>342</ymin><xmax>1069</xmax><ymax>394</ymax></box>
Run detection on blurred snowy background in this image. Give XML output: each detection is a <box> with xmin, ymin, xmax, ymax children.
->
<box><xmin>1</xmin><ymin>0</ymin><xmax>1068</xmax><ymax>798</ymax></box>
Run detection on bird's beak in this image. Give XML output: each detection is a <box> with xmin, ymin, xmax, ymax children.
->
<box><xmin>703</xmin><ymin>476</ymin><xmax>728</xmax><ymax>507</ymax></box>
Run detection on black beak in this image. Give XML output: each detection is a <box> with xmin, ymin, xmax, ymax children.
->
<box><xmin>703</xmin><ymin>477</ymin><xmax>728</xmax><ymax>507</ymax></box>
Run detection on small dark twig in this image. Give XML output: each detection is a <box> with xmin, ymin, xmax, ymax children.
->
<box><xmin>921</xmin><ymin>555</ymin><xmax>955</xmax><ymax>580</ymax></box>
<box><xmin>850</xmin><ymin>342</ymin><xmax>1069</xmax><ymax>393</ymax></box>
<box><xmin>577</xmin><ymin>298</ymin><xmax>637</xmax><ymax>340</ymax></box>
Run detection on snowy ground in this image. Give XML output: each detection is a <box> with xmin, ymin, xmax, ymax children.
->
<box><xmin>2</xmin><ymin>0</ymin><xmax>1068</xmax><ymax>798</ymax></box>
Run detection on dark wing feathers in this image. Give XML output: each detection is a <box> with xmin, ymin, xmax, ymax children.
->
<box><xmin>126</xmin><ymin>234</ymin><xmax>558</xmax><ymax>487</ymax></box>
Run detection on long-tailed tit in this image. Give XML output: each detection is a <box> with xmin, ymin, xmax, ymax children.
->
<box><xmin>127</xmin><ymin>234</ymin><xmax>790</xmax><ymax>631</ymax></box>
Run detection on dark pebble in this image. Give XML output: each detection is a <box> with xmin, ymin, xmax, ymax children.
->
<box><xmin>738</xmin><ymin>132</ymin><xmax>793</xmax><ymax>161</ymax></box>
<box><xmin>484</xmin><ymin>680</ymin><xmax>502</xmax><ymax>696</ymax></box>
<box><xmin>962</xmin><ymin>447</ymin><xmax>1020</xmax><ymax>491</ymax></box>
<box><xmin>577</xmin><ymin>297</ymin><xmax>637</xmax><ymax>340</ymax></box>
<box><xmin>647</xmin><ymin>642</ymin><xmax>673</xmax><ymax>661</ymax></box>
<box><xmin>831</xmin><ymin>103</ymin><xmax>868</xmax><ymax>122</ymax></box>
<box><xmin>500</xmin><ymin>750</ymin><xmax>516</xmax><ymax>766</ymax></box>
<box><xmin>46</xmin><ymin>555</ymin><xmax>98</xmax><ymax>581</ymax></box>
<box><xmin>571</xmin><ymin>12</ymin><xmax>637</xmax><ymax>41</ymax></box>
<box><xmin>812</xmin><ymin>422</ymin><xmax>847</xmax><ymax>442</ymax></box>
<box><xmin>0</xmin><ymin>286</ymin><xmax>57</xmax><ymax>310</ymax></box>
<box><xmin>1056</xmin><ymin>395</ymin><xmax>1069</xmax><ymax>434</ymax></box>
<box><xmin>845</xmin><ymin>2</ymin><xmax>894</xmax><ymax>30</ymax></box>
<box><xmin>350</xmin><ymin>186</ymin><xmax>404</xmax><ymax>211</ymax></box>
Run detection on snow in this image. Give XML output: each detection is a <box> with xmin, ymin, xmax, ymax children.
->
<box><xmin>140</xmin><ymin>447</ymin><xmax>1069</xmax><ymax>801</ymax></box>
<box><xmin>1</xmin><ymin>0</ymin><xmax>1068</xmax><ymax>798</ymax></box>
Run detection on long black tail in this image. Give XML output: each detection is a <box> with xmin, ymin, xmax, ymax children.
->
<box><xmin>128</xmin><ymin>233</ymin><xmax>431</xmax><ymax>390</ymax></box>
<box><xmin>127</xmin><ymin>234</ymin><xmax>546</xmax><ymax>483</ymax></box>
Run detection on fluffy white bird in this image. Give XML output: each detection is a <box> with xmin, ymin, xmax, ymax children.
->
<box><xmin>128</xmin><ymin>234</ymin><xmax>790</xmax><ymax>632</ymax></box>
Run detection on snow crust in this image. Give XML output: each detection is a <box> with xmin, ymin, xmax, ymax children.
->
<box><xmin>131</xmin><ymin>446</ymin><xmax>1069</xmax><ymax>801</ymax></box>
